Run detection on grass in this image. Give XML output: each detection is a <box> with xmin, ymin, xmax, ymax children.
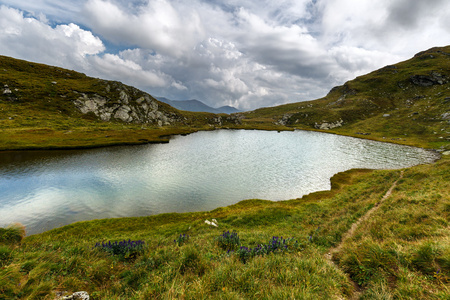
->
<box><xmin>333</xmin><ymin>159</ymin><xmax>450</xmax><ymax>299</ymax></box>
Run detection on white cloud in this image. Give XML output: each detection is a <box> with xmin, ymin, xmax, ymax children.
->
<box><xmin>87</xmin><ymin>53</ymin><xmax>168</xmax><ymax>88</ymax></box>
<box><xmin>0</xmin><ymin>5</ymin><xmax>104</xmax><ymax>68</ymax></box>
<box><xmin>83</xmin><ymin>0</ymin><xmax>205</xmax><ymax>58</ymax></box>
<box><xmin>0</xmin><ymin>1</ymin><xmax>449</xmax><ymax>110</ymax></box>
<box><xmin>318</xmin><ymin>0</ymin><xmax>450</xmax><ymax>55</ymax></box>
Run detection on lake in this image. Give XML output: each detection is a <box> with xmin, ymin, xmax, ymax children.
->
<box><xmin>0</xmin><ymin>130</ymin><xmax>438</xmax><ymax>235</ymax></box>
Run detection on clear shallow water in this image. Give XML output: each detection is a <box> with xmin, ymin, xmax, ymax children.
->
<box><xmin>0</xmin><ymin>130</ymin><xmax>438</xmax><ymax>235</ymax></box>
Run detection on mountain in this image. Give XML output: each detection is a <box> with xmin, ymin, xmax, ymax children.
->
<box><xmin>217</xmin><ymin>105</ymin><xmax>241</xmax><ymax>114</ymax></box>
<box><xmin>1</xmin><ymin>46</ymin><xmax>449</xmax><ymax>150</ymax></box>
<box><xmin>156</xmin><ymin>97</ymin><xmax>240</xmax><ymax>114</ymax></box>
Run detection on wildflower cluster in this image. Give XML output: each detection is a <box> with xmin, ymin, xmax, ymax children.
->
<box><xmin>233</xmin><ymin>236</ymin><xmax>299</xmax><ymax>263</ymax></box>
<box><xmin>95</xmin><ymin>239</ymin><xmax>146</xmax><ymax>259</ymax></box>
<box><xmin>217</xmin><ymin>231</ymin><xmax>240</xmax><ymax>251</ymax></box>
<box><xmin>174</xmin><ymin>234</ymin><xmax>189</xmax><ymax>246</ymax></box>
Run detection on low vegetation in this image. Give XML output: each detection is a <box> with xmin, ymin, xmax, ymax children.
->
<box><xmin>0</xmin><ymin>47</ymin><xmax>449</xmax><ymax>298</ymax></box>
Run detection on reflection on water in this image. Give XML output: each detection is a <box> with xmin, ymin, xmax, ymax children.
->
<box><xmin>0</xmin><ymin>130</ymin><xmax>438</xmax><ymax>235</ymax></box>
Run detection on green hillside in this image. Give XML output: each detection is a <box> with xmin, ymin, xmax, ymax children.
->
<box><xmin>0</xmin><ymin>47</ymin><xmax>449</xmax><ymax>299</ymax></box>
<box><xmin>0</xmin><ymin>56</ymin><xmax>230</xmax><ymax>150</ymax></box>
<box><xmin>239</xmin><ymin>46</ymin><xmax>450</xmax><ymax>149</ymax></box>
<box><xmin>1</xmin><ymin>47</ymin><xmax>449</xmax><ymax>150</ymax></box>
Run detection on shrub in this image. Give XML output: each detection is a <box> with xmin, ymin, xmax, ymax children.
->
<box><xmin>95</xmin><ymin>239</ymin><xmax>146</xmax><ymax>259</ymax></box>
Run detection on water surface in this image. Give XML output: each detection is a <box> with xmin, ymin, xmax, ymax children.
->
<box><xmin>0</xmin><ymin>130</ymin><xmax>437</xmax><ymax>234</ymax></box>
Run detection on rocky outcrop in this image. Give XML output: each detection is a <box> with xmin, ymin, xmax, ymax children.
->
<box><xmin>410</xmin><ymin>71</ymin><xmax>447</xmax><ymax>86</ymax></box>
<box><xmin>2</xmin><ymin>84</ymin><xmax>18</xmax><ymax>101</ymax></box>
<box><xmin>314</xmin><ymin>119</ymin><xmax>344</xmax><ymax>130</ymax></box>
<box><xmin>276</xmin><ymin>114</ymin><xmax>293</xmax><ymax>126</ymax></box>
<box><xmin>73</xmin><ymin>85</ymin><xmax>179</xmax><ymax>126</ymax></box>
<box><xmin>226</xmin><ymin>113</ymin><xmax>244</xmax><ymax>125</ymax></box>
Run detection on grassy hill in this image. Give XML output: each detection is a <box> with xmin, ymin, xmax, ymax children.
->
<box><xmin>1</xmin><ymin>47</ymin><xmax>449</xmax><ymax>150</ymax></box>
<box><xmin>0</xmin><ymin>56</ymin><xmax>231</xmax><ymax>150</ymax></box>
<box><xmin>0</xmin><ymin>47</ymin><xmax>449</xmax><ymax>299</ymax></box>
<box><xmin>238</xmin><ymin>46</ymin><xmax>450</xmax><ymax>149</ymax></box>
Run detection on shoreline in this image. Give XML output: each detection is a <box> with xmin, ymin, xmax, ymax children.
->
<box><xmin>0</xmin><ymin>124</ymin><xmax>444</xmax><ymax>152</ymax></box>
<box><xmin>1</xmin><ymin>127</ymin><xmax>443</xmax><ymax>236</ymax></box>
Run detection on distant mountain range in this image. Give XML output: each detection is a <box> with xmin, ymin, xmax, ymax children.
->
<box><xmin>156</xmin><ymin>97</ymin><xmax>241</xmax><ymax>114</ymax></box>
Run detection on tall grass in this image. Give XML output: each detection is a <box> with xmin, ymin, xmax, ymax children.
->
<box><xmin>334</xmin><ymin>159</ymin><xmax>450</xmax><ymax>299</ymax></box>
<box><xmin>0</xmin><ymin>223</ymin><xmax>26</xmax><ymax>244</ymax></box>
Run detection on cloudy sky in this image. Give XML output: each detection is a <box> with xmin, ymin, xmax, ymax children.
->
<box><xmin>0</xmin><ymin>0</ymin><xmax>449</xmax><ymax>110</ymax></box>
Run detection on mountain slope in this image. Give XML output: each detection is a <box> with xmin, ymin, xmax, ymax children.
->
<box><xmin>1</xmin><ymin>46</ymin><xmax>449</xmax><ymax>150</ymax></box>
<box><xmin>0</xmin><ymin>56</ymin><xmax>227</xmax><ymax>150</ymax></box>
<box><xmin>156</xmin><ymin>97</ymin><xmax>222</xmax><ymax>113</ymax></box>
<box><xmin>217</xmin><ymin>105</ymin><xmax>241</xmax><ymax>114</ymax></box>
<box><xmin>240</xmin><ymin>46</ymin><xmax>450</xmax><ymax>148</ymax></box>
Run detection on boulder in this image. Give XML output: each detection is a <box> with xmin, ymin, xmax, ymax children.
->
<box><xmin>61</xmin><ymin>291</ymin><xmax>89</xmax><ymax>300</ymax></box>
<box><xmin>3</xmin><ymin>88</ymin><xmax>12</xmax><ymax>94</ymax></box>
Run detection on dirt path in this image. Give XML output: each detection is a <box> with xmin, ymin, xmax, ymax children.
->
<box><xmin>324</xmin><ymin>171</ymin><xmax>404</xmax><ymax>299</ymax></box>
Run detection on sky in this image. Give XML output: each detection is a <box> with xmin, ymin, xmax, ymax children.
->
<box><xmin>0</xmin><ymin>0</ymin><xmax>449</xmax><ymax>110</ymax></box>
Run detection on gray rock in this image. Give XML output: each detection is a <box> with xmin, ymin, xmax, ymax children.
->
<box><xmin>277</xmin><ymin>114</ymin><xmax>293</xmax><ymax>126</ymax></box>
<box><xmin>315</xmin><ymin>119</ymin><xmax>343</xmax><ymax>130</ymax></box>
<box><xmin>61</xmin><ymin>291</ymin><xmax>89</xmax><ymax>300</ymax></box>
<box><xmin>114</xmin><ymin>106</ymin><xmax>132</xmax><ymax>122</ymax></box>
<box><xmin>72</xmin><ymin>87</ymin><xmax>177</xmax><ymax>126</ymax></box>
<box><xmin>226</xmin><ymin>113</ymin><xmax>244</xmax><ymax>125</ymax></box>
<box><xmin>410</xmin><ymin>72</ymin><xmax>447</xmax><ymax>86</ymax></box>
<box><xmin>136</xmin><ymin>96</ymin><xmax>145</xmax><ymax>104</ymax></box>
<box><xmin>119</xmin><ymin>90</ymin><xmax>129</xmax><ymax>104</ymax></box>
<box><xmin>3</xmin><ymin>88</ymin><xmax>12</xmax><ymax>94</ymax></box>
<box><xmin>441</xmin><ymin>112</ymin><xmax>450</xmax><ymax>120</ymax></box>
<box><xmin>383</xmin><ymin>114</ymin><xmax>390</xmax><ymax>117</ymax></box>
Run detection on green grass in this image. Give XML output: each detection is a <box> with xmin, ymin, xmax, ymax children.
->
<box><xmin>333</xmin><ymin>159</ymin><xmax>450</xmax><ymax>299</ymax></box>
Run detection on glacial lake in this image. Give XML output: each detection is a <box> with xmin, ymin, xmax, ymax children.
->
<box><xmin>0</xmin><ymin>130</ymin><xmax>438</xmax><ymax>235</ymax></box>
